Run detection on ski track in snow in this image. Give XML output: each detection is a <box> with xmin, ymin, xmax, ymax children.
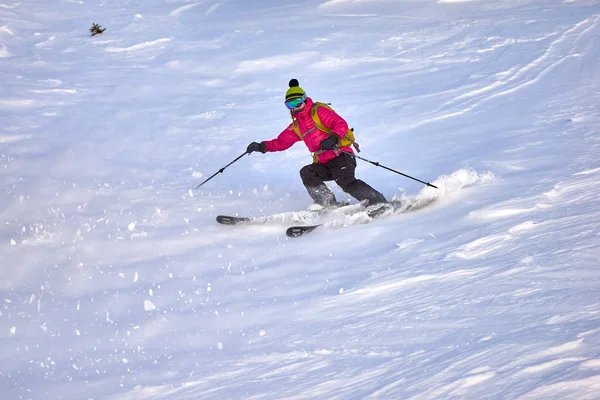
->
<box><xmin>411</xmin><ymin>16</ymin><xmax>600</xmax><ymax>129</ymax></box>
<box><xmin>1</xmin><ymin>1</ymin><xmax>600</xmax><ymax>399</ymax></box>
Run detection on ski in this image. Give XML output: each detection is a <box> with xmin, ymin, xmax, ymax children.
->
<box><xmin>286</xmin><ymin>225</ymin><xmax>323</xmax><ymax>237</ymax></box>
<box><xmin>217</xmin><ymin>197</ymin><xmax>437</xmax><ymax>236</ymax></box>
<box><xmin>284</xmin><ymin>206</ymin><xmax>388</xmax><ymax>237</ymax></box>
<box><xmin>216</xmin><ymin>202</ymin><xmax>362</xmax><ymax>227</ymax></box>
<box><xmin>284</xmin><ymin>207</ymin><xmax>385</xmax><ymax>237</ymax></box>
<box><xmin>285</xmin><ymin>197</ymin><xmax>438</xmax><ymax>237</ymax></box>
<box><xmin>216</xmin><ymin>215</ymin><xmax>250</xmax><ymax>225</ymax></box>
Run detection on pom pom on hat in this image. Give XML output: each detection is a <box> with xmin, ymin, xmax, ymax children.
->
<box><xmin>285</xmin><ymin>78</ymin><xmax>306</xmax><ymax>101</ymax></box>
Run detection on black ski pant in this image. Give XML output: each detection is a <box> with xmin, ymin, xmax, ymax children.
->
<box><xmin>300</xmin><ymin>152</ymin><xmax>387</xmax><ymax>206</ymax></box>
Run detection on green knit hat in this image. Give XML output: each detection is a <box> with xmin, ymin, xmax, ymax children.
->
<box><xmin>285</xmin><ymin>79</ymin><xmax>306</xmax><ymax>101</ymax></box>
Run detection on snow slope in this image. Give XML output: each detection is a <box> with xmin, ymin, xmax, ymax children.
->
<box><xmin>1</xmin><ymin>0</ymin><xmax>600</xmax><ymax>399</ymax></box>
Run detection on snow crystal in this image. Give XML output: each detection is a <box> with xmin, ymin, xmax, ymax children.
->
<box><xmin>9</xmin><ymin>326</ymin><xmax>16</xmax><ymax>335</ymax></box>
<box><xmin>144</xmin><ymin>300</ymin><xmax>156</xmax><ymax>311</ymax></box>
<box><xmin>217</xmin><ymin>342</ymin><xmax>223</xmax><ymax>350</ymax></box>
<box><xmin>259</xmin><ymin>330</ymin><xmax>266</xmax><ymax>336</ymax></box>
<box><xmin>127</xmin><ymin>222</ymin><xmax>136</xmax><ymax>232</ymax></box>
<box><xmin>133</xmin><ymin>272</ymin><xmax>139</xmax><ymax>282</ymax></box>
<box><xmin>9</xmin><ymin>239</ymin><xmax>16</xmax><ymax>246</ymax></box>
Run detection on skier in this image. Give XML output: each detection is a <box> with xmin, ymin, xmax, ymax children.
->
<box><xmin>246</xmin><ymin>79</ymin><xmax>388</xmax><ymax>210</ymax></box>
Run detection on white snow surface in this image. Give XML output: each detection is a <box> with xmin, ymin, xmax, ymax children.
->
<box><xmin>1</xmin><ymin>0</ymin><xmax>600</xmax><ymax>399</ymax></box>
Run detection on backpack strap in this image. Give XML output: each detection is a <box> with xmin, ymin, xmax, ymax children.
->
<box><xmin>310</xmin><ymin>104</ymin><xmax>332</xmax><ymax>134</ymax></box>
<box><xmin>292</xmin><ymin>122</ymin><xmax>317</xmax><ymax>139</ymax></box>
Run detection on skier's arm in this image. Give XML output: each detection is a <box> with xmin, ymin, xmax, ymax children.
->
<box><xmin>316</xmin><ymin>107</ymin><xmax>349</xmax><ymax>139</ymax></box>
<box><xmin>263</xmin><ymin>124</ymin><xmax>302</xmax><ymax>152</ymax></box>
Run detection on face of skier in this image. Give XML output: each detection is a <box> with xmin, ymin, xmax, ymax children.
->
<box><xmin>285</xmin><ymin>94</ymin><xmax>307</xmax><ymax>115</ymax></box>
<box><xmin>290</xmin><ymin>101</ymin><xmax>306</xmax><ymax>115</ymax></box>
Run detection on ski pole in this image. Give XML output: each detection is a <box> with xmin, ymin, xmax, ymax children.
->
<box><xmin>194</xmin><ymin>151</ymin><xmax>249</xmax><ymax>189</ymax></box>
<box><xmin>341</xmin><ymin>150</ymin><xmax>438</xmax><ymax>189</ymax></box>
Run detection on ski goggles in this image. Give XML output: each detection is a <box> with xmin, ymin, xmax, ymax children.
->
<box><xmin>284</xmin><ymin>94</ymin><xmax>306</xmax><ymax>110</ymax></box>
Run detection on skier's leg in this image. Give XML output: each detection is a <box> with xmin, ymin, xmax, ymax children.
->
<box><xmin>329</xmin><ymin>153</ymin><xmax>387</xmax><ymax>205</ymax></box>
<box><xmin>299</xmin><ymin>163</ymin><xmax>337</xmax><ymax>206</ymax></box>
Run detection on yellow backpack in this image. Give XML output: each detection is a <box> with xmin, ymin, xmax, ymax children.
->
<box><xmin>291</xmin><ymin>102</ymin><xmax>360</xmax><ymax>163</ymax></box>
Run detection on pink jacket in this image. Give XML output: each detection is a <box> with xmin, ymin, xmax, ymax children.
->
<box><xmin>263</xmin><ymin>97</ymin><xmax>353</xmax><ymax>164</ymax></box>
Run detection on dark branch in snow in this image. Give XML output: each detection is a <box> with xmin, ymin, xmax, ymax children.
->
<box><xmin>90</xmin><ymin>23</ymin><xmax>106</xmax><ymax>36</ymax></box>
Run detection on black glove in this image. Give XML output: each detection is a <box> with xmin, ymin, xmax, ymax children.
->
<box><xmin>247</xmin><ymin>141</ymin><xmax>266</xmax><ymax>154</ymax></box>
<box><xmin>319</xmin><ymin>135</ymin><xmax>338</xmax><ymax>151</ymax></box>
